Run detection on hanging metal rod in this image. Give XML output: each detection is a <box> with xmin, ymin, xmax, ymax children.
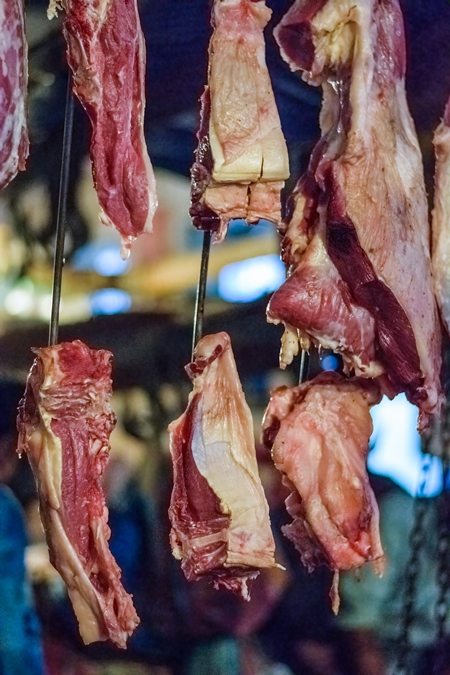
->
<box><xmin>299</xmin><ymin>349</ymin><xmax>310</xmax><ymax>385</ymax></box>
<box><xmin>192</xmin><ymin>230</ymin><xmax>212</xmax><ymax>356</ymax></box>
<box><xmin>48</xmin><ymin>76</ymin><xmax>75</xmax><ymax>346</ymax></box>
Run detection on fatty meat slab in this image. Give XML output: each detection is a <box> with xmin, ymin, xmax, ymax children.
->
<box><xmin>262</xmin><ymin>371</ymin><xmax>384</xmax><ymax>612</ymax></box>
<box><xmin>268</xmin><ymin>0</ymin><xmax>442</xmax><ymax>429</ymax></box>
<box><xmin>17</xmin><ymin>341</ymin><xmax>139</xmax><ymax>648</ymax></box>
<box><xmin>190</xmin><ymin>0</ymin><xmax>289</xmax><ymax>241</ymax></box>
<box><xmin>0</xmin><ymin>0</ymin><xmax>29</xmax><ymax>189</ymax></box>
<box><xmin>169</xmin><ymin>332</ymin><xmax>278</xmax><ymax>600</ymax></box>
<box><xmin>432</xmin><ymin>95</ymin><xmax>450</xmax><ymax>336</ymax></box>
<box><xmin>48</xmin><ymin>0</ymin><xmax>157</xmax><ymax>257</ymax></box>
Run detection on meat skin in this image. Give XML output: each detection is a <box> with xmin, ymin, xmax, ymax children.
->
<box><xmin>169</xmin><ymin>332</ymin><xmax>278</xmax><ymax>600</ymax></box>
<box><xmin>271</xmin><ymin>0</ymin><xmax>442</xmax><ymax>429</ymax></box>
<box><xmin>262</xmin><ymin>372</ymin><xmax>384</xmax><ymax>608</ymax></box>
<box><xmin>48</xmin><ymin>0</ymin><xmax>157</xmax><ymax>257</ymax></box>
<box><xmin>17</xmin><ymin>341</ymin><xmax>139</xmax><ymax>648</ymax></box>
<box><xmin>0</xmin><ymin>0</ymin><xmax>29</xmax><ymax>189</ymax></box>
<box><xmin>190</xmin><ymin>0</ymin><xmax>289</xmax><ymax>241</ymax></box>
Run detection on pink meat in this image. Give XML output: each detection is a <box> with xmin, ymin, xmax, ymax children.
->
<box><xmin>51</xmin><ymin>0</ymin><xmax>157</xmax><ymax>256</ymax></box>
<box><xmin>190</xmin><ymin>0</ymin><xmax>289</xmax><ymax>241</ymax></box>
<box><xmin>272</xmin><ymin>0</ymin><xmax>442</xmax><ymax>429</ymax></box>
<box><xmin>262</xmin><ymin>372</ymin><xmax>384</xmax><ymax>607</ymax></box>
<box><xmin>168</xmin><ymin>332</ymin><xmax>278</xmax><ymax>600</ymax></box>
<box><xmin>17</xmin><ymin>340</ymin><xmax>139</xmax><ymax>648</ymax></box>
<box><xmin>0</xmin><ymin>0</ymin><xmax>29</xmax><ymax>189</ymax></box>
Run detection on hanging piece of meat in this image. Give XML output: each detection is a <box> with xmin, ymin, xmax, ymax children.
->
<box><xmin>48</xmin><ymin>0</ymin><xmax>157</xmax><ymax>258</ymax></box>
<box><xmin>17</xmin><ymin>340</ymin><xmax>139</xmax><ymax>648</ymax></box>
<box><xmin>190</xmin><ymin>0</ymin><xmax>289</xmax><ymax>242</ymax></box>
<box><xmin>432</xmin><ymin>95</ymin><xmax>450</xmax><ymax>336</ymax></box>
<box><xmin>262</xmin><ymin>371</ymin><xmax>384</xmax><ymax>611</ymax></box>
<box><xmin>0</xmin><ymin>0</ymin><xmax>29</xmax><ymax>190</ymax></box>
<box><xmin>169</xmin><ymin>332</ymin><xmax>278</xmax><ymax>600</ymax></box>
<box><xmin>268</xmin><ymin>0</ymin><xmax>442</xmax><ymax>430</ymax></box>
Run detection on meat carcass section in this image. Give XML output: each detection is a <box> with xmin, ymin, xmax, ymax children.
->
<box><xmin>17</xmin><ymin>341</ymin><xmax>139</xmax><ymax>648</ymax></box>
<box><xmin>190</xmin><ymin>0</ymin><xmax>289</xmax><ymax>241</ymax></box>
<box><xmin>432</xmin><ymin>96</ymin><xmax>450</xmax><ymax>336</ymax></box>
<box><xmin>48</xmin><ymin>0</ymin><xmax>157</xmax><ymax>257</ymax></box>
<box><xmin>0</xmin><ymin>0</ymin><xmax>29</xmax><ymax>189</ymax></box>
<box><xmin>169</xmin><ymin>332</ymin><xmax>278</xmax><ymax>600</ymax></box>
<box><xmin>262</xmin><ymin>372</ymin><xmax>384</xmax><ymax>610</ymax></box>
<box><xmin>269</xmin><ymin>0</ymin><xmax>442</xmax><ymax>429</ymax></box>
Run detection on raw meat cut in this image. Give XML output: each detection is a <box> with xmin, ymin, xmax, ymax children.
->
<box><xmin>17</xmin><ymin>340</ymin><xmax>139</xmax><ymax>648</ymax></box>
<box><xmin>432</xmin><ymin>95</ymin><xmax>450</xmax><ymax>336</ymax></box>
<box><xmin>262</xmin><ymin>371</ymin><xmax>384</xmax><ymax>610</ymax></box>
<box><xmin>270</xmin><ymin>0</ymin><xmax>442</xmax><ymax>429</ymax></box>
<box><xmin>190</xmin><ymin>0</ymin><xmax>289</xmax><ymax>241</ymax></box>
<box><xmin>169</xmin><ymin>332</ymin><xmax>278</xmax><ymax>600</ymax></box>
<box><xmin>0</xmin><ymin>0</ymin><xmax>29</xmax><ymax>189</ymax></box>
<box><xmin>48</xmin><ymin>0</ymin><xmax>157</xmax><ymax>257</ymax></box>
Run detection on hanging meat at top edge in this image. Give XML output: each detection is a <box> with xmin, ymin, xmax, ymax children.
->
<box><xmin>17</xmin><ymin>340</ymin><xmax>139</xmax><ymax>648</ymax></box>
<box><xmin>48</xmin><ymin>0</ymin><xmax>157</xmax><ymax>258</ymax></box>
<box><xmin>270</xmin><ymin>0</ymin><xmax>442</xmax><ymax>430</ymax></box>
<box><xmin>432</xmin><ymin>93</ymin><xmax>450</xmax><ymax>338</ymax></box>
<box><xmin>0</xmin><ymin>0</ymin><xmax>29</xmax><ymax>190</ymax></box>
<box><xmin>190</xmin><ymin>0</ymin><xmax>289</xmax><ymax>242</ymax></box>
<box><xmin>262</xmin><ymin>371</ymin><xmax>384</xmax><ymax>612</ymax></box>
<box><xmin>168</xmin><ymin>331</ymin><xmax>279</xmax><ymax>600</ymax></box>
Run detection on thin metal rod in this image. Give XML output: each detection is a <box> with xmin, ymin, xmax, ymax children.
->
<box><xmin>192</xmin><ymin>230</ymin><xmax>212</xmax><ymax>355</ymax></box>
<box><xmin>299</xmin><ymin>349</ymin><xmax>310</xmax><ymax>384</ymax></box>
<box><xmin>48</xmin><ymin>77</ymin><xmax>75</xmax><ymax>346</ymax></box>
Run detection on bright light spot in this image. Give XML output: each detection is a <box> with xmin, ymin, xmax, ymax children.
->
<box><xmin>218</xmin><ymin>255</ymin><xmax>285</xmax><ymax>303</ymax></box>
<box><xmin>73</xmin><ymin>242</ymin><xmax>130</xmax><ymax>276</ymax></box>
<box><xmin>4</xmin><ymin>280</ymin><xmax>34</xmax><ymax>316</ymax></box>
<box><xmin>321</xmin><ymin>354</ymin><xmax>340</xmax><ymax>371</ymax></box>
<box><xmin>37</xmin><ymin>294</ymin><xmax>53</xmax><ymax>321</ymax></box>
<box><xmin>90</xmin><ymin>289</ymin><xmax>131</xmax><ymax>315</ymax></box>
<box><xmin>368</xmin><ymin>394</ymin><xmax>442</xmax><ymax>497</ymax></box>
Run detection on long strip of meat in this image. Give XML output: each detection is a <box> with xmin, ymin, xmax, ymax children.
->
<box><xmin>48</xmin><ymin>0</ymin><xmax>157</xmax><ymax>257</ymax></box>
<box><xmin>269</xmin><ymin>0</ymin><xmax>442</xmax><ymax>430</ymax></box>
<box><xmin>262</xmin><ymin>371</ymin><xmax>384</xmax><ymax>611</ymax></box>
<box><xmin>17</xmin><ymin>340</ymin><xmax>139</xmax><ymax>648</ymax></box>
<box><xmin>169</xmin><ymin>332</ymin><xmax>278</xmax><ymax>600</ymax></box>
<box><xmin>432</xmin><ymin>96</ymin><xmax>450</xmax><ymax>336</ymax></box>
<box><xmin>190</xmin><ymin>0</ymin><xmax>289</xmax><ymax>242</ymax></box>
<box><xmin>0</xmin><ymin>0</ymin><xmax>29</xmax><ymax>189</ymax></box>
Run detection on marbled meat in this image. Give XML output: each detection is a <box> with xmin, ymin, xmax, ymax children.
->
<box><xmin>269</xmin><ymin>0</ymin><xmax>442</xmax><ymax>430</ymax></box>
<box><xmin>169</xmin><ymin>332</ymin><xmax>278</xmax><ymax>600</ymax></box>
<box><xmin>48</xmin><ymin>0</ymin><xmax>157</xmax><ymax>257</ymax></box>
<box><xmin>0</xmin><ymin>0</ymin><xmax>29</xmax><ymax>189</ymax></box>
<box><xmin>17</xmin><ymin>340</ymin><xmax>139</xmax><ymax>648</ymax></box>
<box><xmin>190</xmin><ymin>0</ymin><xmax>289</xmax><ymax>241</ymax></box>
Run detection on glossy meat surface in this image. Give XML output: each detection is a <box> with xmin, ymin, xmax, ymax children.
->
<box><xmin>190</xmin><ymin>0</ymin><xmax>289</xmax><ymax>240</ymax></box>
<box><xmin>262</xmin><ymin>372</ymin><xmax>384</xmax><ymax>582</ymax></box>
<box><xmin>0</xmin><ymin>0</ymin><xmax>29</xmax><ymax>189</ymax></box>
<box><xmin>169</xmin><ymin>332</ymin><xmax>277</xmax><ymax>599</ymax></box>
<box><xmin>49</xmin><ymin>0</ymin><xmax>157</xmax><ymax>256</ymax></box>
<box><xmin>272</xmin><ymin>0</ymin><xmax>442</xmax><ymax>428</ymax></box>
<box><xmin>17</xmin><ymin>341</ymin><xmax>139</xmax><ymax>648</ymax></box>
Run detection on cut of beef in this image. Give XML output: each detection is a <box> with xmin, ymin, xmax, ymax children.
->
<box><xmin>0</xmin><ymin>0</ymin><xmax>29</xmax><ymax>189</ymax></box>
<box><xmin>17</xmin><ymin>340</ymin><xmax>139</xmax><ymax>648</ymax></box>
<box><xmin>48</xmin><ymin>0</ymin><xmax>157</xmax><ymax>257</ymax></box>
<box><xmin>190</xmin><ymin>0</ymin><xmax>289</xmax><ymax>241</ymax></box>
<box><xmin>169</xmin><ymin>332</ymin><xmax>278</xmax><ymax>600</ymax></box>
<box><xmin>270</xmin><ymin>0</ymin><xmax>442</xmax><ymax>430</ymax></box>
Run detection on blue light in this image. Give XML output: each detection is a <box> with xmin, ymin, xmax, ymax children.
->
<box><xmin>72</xmin><ymin>242</ymin><xmax>130</xmax><ymax>276</ymax></box>
<box><xmin>218</xmin><ymin>254</ymin><xmax>285</xmax><ymax>303</ymax></box>
<box><xmin>368</xmin><ymin>394</ymin><xmax>442</xmax><ymax>497</ymax></box>
<box><xmin>89</xmin><ymin>289</ymin><xmax>132</xmax><ymax>315</ymax></box>
<box><xmin>321</xmin><ymin>354</ymin><xmax>340</xmax><ymax>371</ymax></box>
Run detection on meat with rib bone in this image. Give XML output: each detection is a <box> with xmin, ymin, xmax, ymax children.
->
<box><xmin>17</xmin><ymin>341</ymin><xmax>139</xmax><ymax>648</ymax></box>
<box><xmin>271</xmin><ymin>0</ymin><xmax>442</xmax><ymax>429</ymax></box>
<box><xmin>48</xmin><ymin>0</ymin><xmax>157</xmax><ymax>258</ymax></box>
<box><xmin>169</xmin><ymin>332</ymin><xmax>278</xmax><ymax>600</ymax></box>
<box><xmin>262</xmin><ymin>371</ymin><xmax>384</xmax><ymax>610</ymax></box>
<box><xmin>0</xmin><ymin>0</ymin><xmax>29</xmax><ymax>189</ymax></box>
<box><xmin>432</xmin><ymin>96</ymin><xmax>450</xmax><ymax>337</ymax></box>
<box><xmin>190</xmin><ymin>0</ymin><xmax>289</xmax><ymax>242</ymax></box>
